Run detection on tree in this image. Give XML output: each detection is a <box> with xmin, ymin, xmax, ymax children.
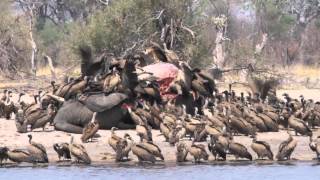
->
<box><xmin>70</xmin><ymin>0</ymin><xmax>217</xmax><ymax>68</ymax></box>
<box><xmin>0</xmin><ymin>0</ymin><xmax>30</xmax><ymax>77</ymax></box>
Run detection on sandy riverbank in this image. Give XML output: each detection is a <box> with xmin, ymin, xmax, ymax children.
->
<box><xmin>0</xmin><ymin>88</ymin><xmax>320</xmax><ymax>166</ymax></box>
<box><xmin>0</xmin><ymin>118</ymin><xmax>319</xmax><ymax>165</ymax></box>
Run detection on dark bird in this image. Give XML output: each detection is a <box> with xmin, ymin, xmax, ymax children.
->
<box><xmin>276</xmin><ymin>131</ymin><xmax>297</xmax><ymax>161</ymax></box>
<box><xmin>136</xmin><ymin>118</ymin><xmax>153</xmax><ymax>142</ymax></box>
<box><xmin>0</xmin><ymin>147</ymin><xmax>9</xmax><ymax>166</ymax></box>
<box><xmin>115</xmin><ymin>134</ymin><xmax>132</xmax><ymax>162</ymax></box>
<box><xmin>186</xmin><ymin>140</ymin><xmax>209</xmax><ymax>163</ymax></box>
<box><xmin>228</xmin><ymin>138</ymin><xmax>252</xmax><ymax>161</ymax></box>
<box><xmin>208</xmin><ymin>135</ymin><xmax>227</xmax><ymax>161</ymax></box>
<box><xmin>131</xmin><ymin>140</ymin><xmax>157</xmax><ymax>163</ymax></box>
<box><xmin>251</xmin><ymin>136</ymin><xmax>273</xmax><ymax>160</ymax></box>
<box><xmin>53</xmin><ymin>143</ymin><xmax>71</xmax><ymax>161</ymax></box>
<box><xmin>30</xmin><ymin>104</ymin><xmax>56</xmax><ymax>131</ymax></box>
<box><xmin>139</xmin><ymin>138</ymin><xmax>164</xmax><ymax>161</ymax></box>
<box><xmin>288</xmin><ymin>114</ymin><xmax>312</xmax><ymax>136</ymax></box>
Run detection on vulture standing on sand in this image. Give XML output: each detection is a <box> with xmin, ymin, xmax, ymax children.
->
<box><xmin>69</xmin><ymin>136</ymin><xmax>91</xmax><ymax>164</ymax></box>
<box><xmin>227</xmin><ymin>138</ymin><xmax>252</xmax><ymax>161</ymax></box>
<box><xmin>276</xmin><ymin>131</ymin><xmax>297</xmax><ymax>161</ymax></box>
<box><xmin>309</xmin><ymin>135</ymin><xmax>320</xmax><ymax>160</ymax></box>
<box><xmin>53</xmin><ymin>143</ymin><xmax>71</xmax><ymax>161</ymax></box>
<box><xmin>251</xmin><ymin>136</ymin><xmax>273</xmax><ymax>160</ymax></box>
<box><xmin>185</xmin><ymin>140</ymin><xmax>209</xmax><ymax>163</ymax></box>
<box><xmin>27</xmin><ymin>134</ymin><xmax>48</xmax><ymax>163</ymax></box>
<box><xmin>81</xmin><ymin>112</ymin><xmax>99</xmax><ymax>143</ymax></box>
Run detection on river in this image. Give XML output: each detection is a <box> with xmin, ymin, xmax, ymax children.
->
<box><xmin>1</xmin><ymin>162</ymin><xmax>320</xmax><ymax>180</ymax></box>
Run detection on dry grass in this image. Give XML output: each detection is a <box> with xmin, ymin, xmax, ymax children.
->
<box><xmin>36</xmin><ymin>66</ymin><xmax>81</xmax><ymax>77</ymax></box>
<box><xmin>289</xmin><ymin>65</ymin><xmax>320</xmax><ymax>78</ymax></box>
<box><xmin>0</xmin><ymin>82</ymin><xmax>28</xmax><ymax>89</ymax></box>
<box><xmin>0</xmin><ymin>65</ymin><xmax>81</xmax><ymax>90</ymax></box>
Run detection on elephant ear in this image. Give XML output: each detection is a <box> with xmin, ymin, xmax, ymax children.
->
<box><xmin>80</xmin><ymin>93</ymin><xmax>128</xmax><ymax>112</ymax></box>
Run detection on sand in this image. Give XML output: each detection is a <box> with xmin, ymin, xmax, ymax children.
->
<box><xmin>0</xmin><ymin>118</ymin><xmax>320</xmax><ymax>165</ymax></box>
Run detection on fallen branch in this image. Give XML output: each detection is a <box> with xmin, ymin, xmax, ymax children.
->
<box><xmin>180</xmin><ymin>22</ymin><xmax>196</xmax><ymax>39</ymax></box>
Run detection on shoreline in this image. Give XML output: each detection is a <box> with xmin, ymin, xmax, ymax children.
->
<box><xmin>1</xmin><ymin>159</ymin><xmax>320</xmax><ymax>168</ymax></box>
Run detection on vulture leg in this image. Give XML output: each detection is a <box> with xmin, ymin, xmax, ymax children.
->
<box><xmin>54</xmin><ymin>122</ymin><xmax>83</xmax><ymax>134</ymax></box>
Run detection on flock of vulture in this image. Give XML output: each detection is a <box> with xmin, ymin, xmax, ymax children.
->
<box><xmin>0</xmin><ymin>45</ymin><xmax>320</xmax><ymax>165</ymax></box>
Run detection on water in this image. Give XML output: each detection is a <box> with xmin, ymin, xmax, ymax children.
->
<box><xmin>1</xmin><ymin>163</ymin><xmax>320</xmax><ymax>180</ymax></box>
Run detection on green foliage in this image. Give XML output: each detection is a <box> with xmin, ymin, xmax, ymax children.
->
<box><xmin>71</xmin><ymin>0</ymin><xmax>152</xmax><ymax>55</ymax></box>
<box><xmin>68</xmin><ymin>0</ymin><xmax>214</xmax><ymax>68</ymax></box>
<box><xmin>37</xmin><ymin>21</ymin><xmax>64</xmax><ymax>46</ymax></box>
<box><xmin>255</xmin><ymin>0</ymin><xmax>295</xmax><ymax>39</ymax></box>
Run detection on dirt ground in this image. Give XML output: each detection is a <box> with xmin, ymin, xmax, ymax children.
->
<box><xmin>0</xmin><ymin>119</ymin><xmax>319</xmax><ymax>165</ymax></box>
<box><xmin>0</xmin><ymin>88</ymin><xmax>320</xmax><ymax>165</ymax></box>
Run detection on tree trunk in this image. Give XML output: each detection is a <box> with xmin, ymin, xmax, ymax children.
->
<box><xmin>30</xmin><ymin>31</ymin><xmax>37</xmax><ymax>76</ymax></box>
<box><xmin>27</xmin><ymin>7</ymin><xmax>37</xmax><ymax>76</ymax></box>
<box><xmin>212</xmin><ymin>30</ymin><xmax>225</xmax><ymax>68</ymax></box>
<box><xmin>211</xmin><ymin>15</ymin><xmax>228</xmax><ymax>69</ymax></box>
<box><xmin>254</xmin><ymin>33</ymin><xmax>268</xmax><ymax>57</ymax></box>
<box><xmin>44</xmin><ymin>55</ymin><xmax>56</xmax><ymax>80</ymax></box>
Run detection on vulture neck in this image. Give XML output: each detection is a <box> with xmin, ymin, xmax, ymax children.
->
<box><xmin>91</xmin><ymin>112</ymin><xmax>97</xmax><ymax>123</ymax></box>
<box><xmin>70</xmin><ymin>136</ymin><xmax>74</xmax><ymax>144</ymax></box>
<box><xmin>28</xmin><ymin>135</ymin><xmax>32</xmax><ymax>144</ymax></box>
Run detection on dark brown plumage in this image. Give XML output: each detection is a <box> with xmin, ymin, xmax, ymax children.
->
<box><xmin>251</xmin><ymin>136</ymin><xmax>273</xmax><ymax>160</ymax></box>
<box><xmin>115</xmin><ymin>134</ymin><xmax>132</xmax><ymax>162</ymax></box>
<box><xmin>0</xmin><ymin>147</ymin><xmax>8</xmax><ymax>166</ymax></box>
<box><xmin>186</xmin><ymin>141</ymin><xmax>209</xmax><ymax>163</ymax></box>
<box><xmin>53</xmin><ymin>143</ymin><xmax>71</xmax><ymax>161</ymax></box>
<box><xmin>228</xmin><ymin>140</ymin><xmax>252</xmax><ymax>161</ymax></box>
<box><xmin>276</xmin><ymin>131</ymin><xmax>297</xmax><ymax>161</ymax></box>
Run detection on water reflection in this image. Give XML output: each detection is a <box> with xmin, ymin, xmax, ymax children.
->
<box><xmin>1</xmin><ymin>162</ymin><xmax>320</xmax><ymax>180</ymax></box>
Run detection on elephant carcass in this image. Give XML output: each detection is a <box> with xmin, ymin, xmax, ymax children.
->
<box><xmin>78</xmin><ymin>93</ymin><xmax>128</xmax><ymax>112</ymax></box>
<box><xmin>53</xmin><ymin>94</ymin><xmax>134</xmax><ymax>134</ymax></box>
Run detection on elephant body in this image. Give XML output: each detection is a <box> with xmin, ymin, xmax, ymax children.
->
<box><xmin>53</xmin><ymin>100</ymin><xmax>135</xmax><ymax>134</ymax></box>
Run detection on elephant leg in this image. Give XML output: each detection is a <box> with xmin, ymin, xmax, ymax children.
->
<box><xmin>54</xmin><ymin>122</ymin><xmax>83</xmax><ymax>134</ymax></box>
<box><xmin>117</xmin><ymin>122</ymin><xmax>136</xmax><ymax>129</ymax></box>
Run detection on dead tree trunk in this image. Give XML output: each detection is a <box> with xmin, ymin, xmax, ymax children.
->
<box><xmin>26</xmin><ymin>6</ymin><xmax>37</xmax><ymax>76</ymax></box>
<box><xmin>44</xmin><ymin>55</ymin><xmax>56</xmax><ymax>80</ymax></box>
<box><xmin>254</xmin><ymin>33</ymin><xmax>268</xmax><ymax>59</ymax></box>
<box><xmin>251</xmin><ymin>33</ymin><xmax>268</xmax><ymax>66</ymax></box>
<box><xmin>212</xmin><ymin>15</ymin><xmax>228</xmax><ymax>68</ymax></box>
<box><xmin>239</xmin><ymin>33</ymin><xmax>268</xmax><ymax>82</ymax></box>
